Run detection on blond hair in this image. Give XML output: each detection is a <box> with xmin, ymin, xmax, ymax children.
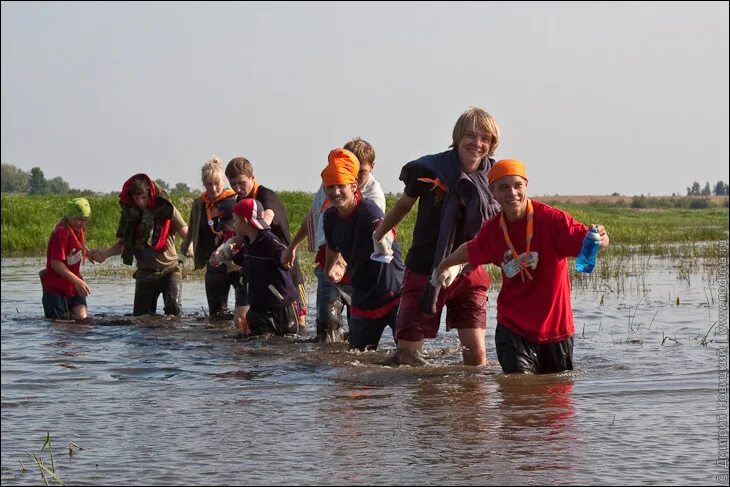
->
<box><xmin>201</xmin><ymin>156</ymin><xmax>225</xmax><ymax>183</ymax></box>
<box><xmin>450</xmin><ymin>107</ymin><xmax>500</xmax><ymax>156</ymax></box>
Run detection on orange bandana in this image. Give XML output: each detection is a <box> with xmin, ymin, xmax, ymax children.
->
<box><xmin>487</xmin><ymin>159</ymin><xmax>528</xmax><ymax>185</ymax></box>
<box><xmin>321</xmin><ymin>148</ymin><xmax>360</xmax><ymax>187</ymax></box>
<box><xmin>499</xmin><ymin>199</ymin><xmax>534</xmax><ymax>281</ymax></box>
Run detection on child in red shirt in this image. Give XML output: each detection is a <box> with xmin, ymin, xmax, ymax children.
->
<box><xmin>41</xmin><ymin>198</ymin><xmax>97</xmax><ymax>321</ymax></box>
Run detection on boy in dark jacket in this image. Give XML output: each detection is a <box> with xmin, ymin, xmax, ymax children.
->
<box><xmin>210</xmin><ymin>198</ymin><xmax>299</xmax><ymax>336</ymax></box>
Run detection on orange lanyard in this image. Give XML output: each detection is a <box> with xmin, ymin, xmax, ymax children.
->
<box><xmin>202</xmin><ymin>189</ymin><xmax>237</xmax><ymax>236</ymax></box>
<box><xmin>499</xmin><ymin>199</ymin><xmax>534</xmax><ymax>281</ymax></box>
<box><xmin>67</xmin><ymin>224</ymin><xmax>86</xmax><ymax>263</ymax></box>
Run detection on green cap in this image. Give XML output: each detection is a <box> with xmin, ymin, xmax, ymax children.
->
<box><xmin>66</xmin><ymin>198</ymin><xmax>91</xmax><ymax>218</ymax></box>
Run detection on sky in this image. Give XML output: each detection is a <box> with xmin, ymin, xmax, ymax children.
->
<box><xmin>2</xmin><ymin>1</ymin><xmax>728</xmax><ymax>197</ymax></box>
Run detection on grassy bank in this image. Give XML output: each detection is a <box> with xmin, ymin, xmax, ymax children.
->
<box><xmin>2</xmin><ymin>193</ymin><xmax>727</xmax><ymax>275</ymax></box>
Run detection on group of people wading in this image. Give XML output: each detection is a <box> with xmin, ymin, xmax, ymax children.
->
<box><xmin>40</xmin><ymin>107</ymin><xmax>609</xmax><ymax>374</ymax></box>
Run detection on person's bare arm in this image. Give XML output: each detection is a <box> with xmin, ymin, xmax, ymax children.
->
<box><xmin>50</xmin><ymin>260</ymin><xmax>90</xmax><ymax>296</ymax></box>
<box><xmin>373</xmin><ymin>194</ymin><xmax>417</xmax><ymax>241</ymax></box>
<box><xmin>282</xmin><ymin>211</ymin><xmax>311</xmax><ymax>269</ymax></box>
<box><xmin>94</xmin><ymin>239</ymin><xmax>124</xmax><ymax>263</ymax></box>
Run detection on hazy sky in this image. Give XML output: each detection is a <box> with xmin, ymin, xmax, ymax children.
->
<box><xmin>2</xmin><ymin>1</ymin><xmax>728</xmax><ymax>196</ymax></box>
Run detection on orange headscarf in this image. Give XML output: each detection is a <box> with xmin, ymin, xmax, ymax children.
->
<box><xmin>487</xmin><ymin>159</ymin><xmax>528</xmax><ymax>185</ymax></box>
<box><xmin>321</xmin><ymin>148</ymin><xmax>360</xmax><ymax>187</ymax></box>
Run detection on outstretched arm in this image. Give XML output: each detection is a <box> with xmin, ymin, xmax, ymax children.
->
<box><xmin>373</xmin><ymin>194</ymin><xmax>417</xmax><ymax>241</ymax></box>
<box><xmin>282</xmin><ymin>211</ymin><xmax>310</xmax><ymax>269</ymax></box>
<box><xmin>94</xmin><ymin>239</ymin><xmax>124</xmax><ymax>263</ymax></box>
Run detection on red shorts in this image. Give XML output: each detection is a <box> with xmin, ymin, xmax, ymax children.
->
<box><xmin>395</xmin><ymin>266</ymin><xmax>489</xmax><ymax>342</ymax></box>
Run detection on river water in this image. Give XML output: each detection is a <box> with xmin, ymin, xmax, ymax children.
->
<box><xmin>1</xmin><ymin>255</ymin><xmax>728</xmax><ymax>485</ymax></box>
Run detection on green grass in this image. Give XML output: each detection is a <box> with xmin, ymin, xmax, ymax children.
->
<box><xmin>3</xmin><ymin>193</ymin><xmax>727</xmax><ymax>284</ymax></box>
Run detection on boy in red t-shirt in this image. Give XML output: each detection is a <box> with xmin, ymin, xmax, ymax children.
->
<box><xmin>41</xmin><ymin>198</ymin><xmax>97</xmax><ymax>321</ymax></box>
<box><xmin>434</xmin><ymin>160</ymin><xmax>610</xmax><ymax>374</ymax></box>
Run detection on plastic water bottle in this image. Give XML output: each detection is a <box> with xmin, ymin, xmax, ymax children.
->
<box><xmin>576</xmin><ymin>227</ymin><xmax>601</xmax><ymax>273</ymax></box>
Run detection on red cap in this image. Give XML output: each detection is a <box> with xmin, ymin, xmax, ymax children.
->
<box><xmin>233</xmin><ymin>198</ymin><xmax>270</xmax><ymax>230</ymax></box>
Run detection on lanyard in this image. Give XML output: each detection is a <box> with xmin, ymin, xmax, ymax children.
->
<box><xmin>67</xmin><ymin>224</ymin><xmax>86</xmax><ymax>263</ymax></box>
<box><xmin>499</xmin><ymin>199</ymin><xmax>534</xmax><ymax>281</ymax></box>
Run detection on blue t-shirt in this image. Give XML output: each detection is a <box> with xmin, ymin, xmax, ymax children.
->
<box><xmin>323</xmin><ymin>199</ymin><xmax>404</xmax><ymax>310</ymax></box>
<box><xmin>233</xmin><ymin>229</ymin><xmax>298</xmax><ymax>312</ymax></box>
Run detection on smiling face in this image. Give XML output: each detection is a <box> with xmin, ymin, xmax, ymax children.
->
<box><xmin>491</xmin><ymin>175</ymin><xmax>529</xmax><ymax>221</ymax></box>
<box><xmin>325</xmin><ymin>182</ymin><xmax>358</xmax><ymax>213</ymax></box>
<box><xmin>457</xmin><ymin>126</ymin><xmax>493</xmax><ymax>172</ymax></box>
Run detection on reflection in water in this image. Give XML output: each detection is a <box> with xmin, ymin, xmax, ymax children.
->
<box><xmin>1</xmin><ymin>256</ymin><xmax>726</xmax><ymax>485</ymax></box>
<box><xmin>494</xmin><ymin>375</ymin><xmax>577</xmax><ymax>481</ymax></box>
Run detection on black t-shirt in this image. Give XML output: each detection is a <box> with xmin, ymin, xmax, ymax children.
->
<box><xmin>400</xmin><ymin>161</ymin><xmax>468</xmax><ymax>274</ymax></box>
<box><xmin>323</xmin><ymin>199</ymin><xmax>404</xmax><ymax>310</ymax></box>
<box><xmin>232</xmin><ymin>229</ymin><xmax>298</xmax><ymax>313</ymax></box>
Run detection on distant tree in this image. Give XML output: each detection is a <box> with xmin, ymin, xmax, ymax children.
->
<box><xmin>611</xmin><ymin>192</ymin><xmax>621</xmax><ymax>196</ymax></box>
<box><xmin>701</xmin><ymin>182</ymin><xmax>712</xmax><ymax>196</ymax></box>
<box><xmin>1</xmin><ymin>164</ymin><xmax>30</xmax><ymax>193</ymax></box>
<box><xmin>155</xmin><ymin>178</ymin><xmax>170</xmax><ymax>192</ymax></box>
<box><xmin>714</xmin><ymin>181</ymin><xmax>729</xmax><ymax>196</ymax></box>
<box><xmin>687</xmin><ymin>181</ymin><xmax>702</xmax><ymax>196</ymax></box>
<box><xmin>47</xmin><ymin>176</ymin><xmax>71</xmax><ymax>194</ymax></box>
<box><xmin>173</xmin><ymin>182</ymin><xmax>191</xmax><ymax>194</ymax></box>
<box><xmin>28</xmin><ymin>167</ymin><xmax>48</xmax><ymax>195</ymax></box>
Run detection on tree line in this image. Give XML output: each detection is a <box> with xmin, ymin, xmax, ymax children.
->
<box><xmin>1</xmin><ymin>163</ymin><xmax>193</xmax><ymax>195</ymax></box>
<box><xmin>686</xmin><ymin>180</ymin><xmax>729</xmax><ymax>196</ymax></box>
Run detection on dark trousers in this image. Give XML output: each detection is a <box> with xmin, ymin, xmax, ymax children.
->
<box><xmin>205</xmin><ymin>265</ymin><xmax>243</xmax><ymax>315</ymax></box>
<box><xmin>133</xmin><ymin>271</ymin><xmax>182</xmax><ymax>316</ymax></box>
<box><xmin>247</xmin><ymin>303</ymin><xmax>299</xmax><ymax>336</ymax></box>
<box><xmin>495</xmin><ymin>323</ymin><xmax>574</xmax><ymax>374</ymax></box>
<box><xmin>348</xmin><ymin>306</ymin><xmax>398</xmax><ymax>351</ymax></box>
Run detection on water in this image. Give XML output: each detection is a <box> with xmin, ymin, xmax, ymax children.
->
<box><xmin>1</xmin><ymin>256</ymin><xmax>727</xmax><ymax>485</ymax></box>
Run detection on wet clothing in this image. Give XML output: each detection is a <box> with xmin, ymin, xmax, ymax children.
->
<box><xmin>42</xmin><ymin>291</ymin><xmax>87</xmax><ymax>320</ymax></box>
<box><xmin>116</xmin><ymin>174</ymin><xmax>187</xmax><ymax>316</ymax></box>
<box><xmin>467</xmin><ymin>200</ymin><xmax>588</xmax><ymax>344</ymax></box>
<box><xmin>307</xmin><ymin>179</ymin><xmax>386</xmax><ymax>339</ymax></box>
<box><xmin>205</xmin><ymin>264</ymin><xmax>245</xmax><ymax>315</ymax></box>
<box><xmin>42</xmin><ymin>223</ymin><xmax>85</xmax><ymax>297</ymax></box>
<box><xmin>395</xmin><ymin>267</ymin><xmax>488</xmax><ymax>342</ymax></box>
<box><xmin>183</xmin><ymin>192</ymin><xmax>241</xmax><ymax>315</ymax></box>
<box><xmin>242</xmin><ymin>184</ymin><xmax>306</xmax><ymax>317</ymax></box>
<box><xmin>41</xmin><ymin>222</ymin><xmax>88</xmax><ymax>319</ymax></box>
<box><xmin>495</xmin><ymin>323</ymin><xmax>574</xmax><ymax>374</ymax></box>
<box><xmin>247</xmin><ymin>302</ymin><xmax>299</xmax><ymax>336</ymax></box>
<box><xmin>348</xmin><ymin>306</ymin><xmax>398</xmax><ymax>351</ymax></box>
<box><xmin>133</xmin><ymin>270</ymin><xmax>182</xmax><ymax>316</ymax></box>
<box><xmin>323</xmin><ymin>198</ymin><xmax>403</xmax><ymax>350</ymax></box>
<box><xmin>401</xmin><ymin>149</ymin><xmax>500</xmax><ymax>313</ymax></box>
<box><xmin>233</xmin><ymin>229</ymin><xmax>299</xmax><ymax>316</ymax></box>
<box><xmin>314</xmin><ymin>266</ymin><xmax>351</xmax><ymax>340</ymax></box>
<box><xmin>323</xmin><ymin>199</ymin><xmax>404</xmax><ymax>313</ymax></box>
